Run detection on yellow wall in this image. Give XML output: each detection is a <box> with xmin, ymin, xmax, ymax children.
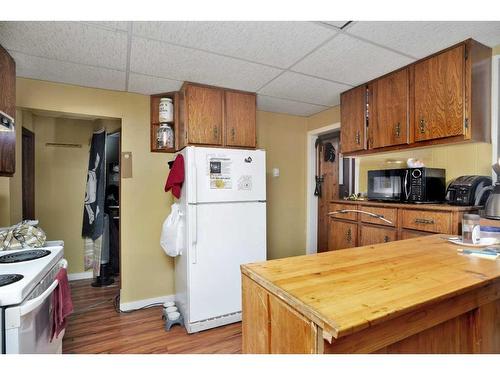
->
<box><xmin>32</xmin><ymin>115</ymin><xmax>97</xmax><ymax>274</ymax></box>
<box><xmin>257</xmin><ymin>111</ymin><xmax>308</xmax><ymax>259</ymax></box>
<box><xmin>358</xmin><ymin>142</ymin><xmax>492</xmax><ymax>194</ymax></box>
<box><xmin>0</xmin><ymin>179</ymin><xmax>9</xmax><ymax>227</ymax></box>
<box><xmin>307</xmin><ymin>106</ymin><xmax>341</xmax><ymax>131</ymax></box>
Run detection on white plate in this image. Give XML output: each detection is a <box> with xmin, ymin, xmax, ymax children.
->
<box><xmin>448</xmin><ymin>237</ymin><xmax>500</xmax><ymax>247</ymax></box>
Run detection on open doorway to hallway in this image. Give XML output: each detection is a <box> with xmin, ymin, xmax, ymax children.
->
<box><xmin>18</xmin><ymin>108</ymin><xmax>122</xmax><ymax>287</ymax></box>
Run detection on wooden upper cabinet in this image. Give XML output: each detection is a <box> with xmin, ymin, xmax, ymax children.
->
<box><xmin>414</xmin><ymin>44</ymin><xmax>465</xmax><ymax>142</ymax></box>
<box><xmin>225</xmin><ymin>91</ymin><xmax>256</xmax><ymax>148</ymax></box>
<box><xmin>368</xmin><ymin>68</ymin><xmax>409</xmax><ymax>148</ymax></box>
<box><xmin>340</xmin><ymin>85</ymin><xmax>366</xmax><ymax>153</ymax></box>
<box><xmin>184</xmin><ymin>84</ymin><xmax>223</xmax><ymax>146</ymax></box>
<box><xmin>0</xmin><ymin>44</ymin><xmax>16</xmax><ymax>177</ymax></box>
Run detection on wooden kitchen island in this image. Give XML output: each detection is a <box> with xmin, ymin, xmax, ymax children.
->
<box><xmin>241</xmin><ymin>235</ymin><xmax>500</xmax><ymax>353</ymax></box>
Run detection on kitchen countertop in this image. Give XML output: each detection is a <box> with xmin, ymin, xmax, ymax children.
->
<box><xmin>330</xmin><ymin>199</ymin><xmax>479</xmax><ymax>212</ymax></box>
<box><xmin>241</xmin><ymin>235</ymin><xmax>500</xmax><ymax>340</ymax></box>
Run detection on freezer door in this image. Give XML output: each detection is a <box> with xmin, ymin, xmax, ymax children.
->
<box><xmin>183</xmin><ymin>147</ymin><xmax>266</xmax><ymax>204</ymax></box>
<box><xmin>188</xmin><ymin>202</ymin><xmax>266</xmax><ymax>323</ymax></box>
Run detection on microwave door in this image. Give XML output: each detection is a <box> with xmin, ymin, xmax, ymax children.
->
<box><xmin>368</xmin><ymin>171</ymin><xmax>403</xmax><ymax>201</ymax></box>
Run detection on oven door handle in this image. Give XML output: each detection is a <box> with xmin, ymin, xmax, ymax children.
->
<box><xmin>19</xmin><ymin>259</ymin><xmax>68</xmax><ymax>317</ymax></box>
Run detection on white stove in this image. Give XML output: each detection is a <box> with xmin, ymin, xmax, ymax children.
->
<box><xmin>0</xmin><ymin>240</ymin><xmax>66</xmax><ymax>354</ymax></box>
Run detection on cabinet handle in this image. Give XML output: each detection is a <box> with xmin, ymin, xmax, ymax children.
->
<box><xmin>346</xmin><ymin>228</ymin><xmax>352</xmax><ymax>243</ymax></box>
<box><xmin>231</xmin><ymin>128</ymin><xmax>236</xmax><ymax>141</ymax></box>
<box><xmin>414</xmin><ymin>218</ymin><xmax>434</xmax><ymax>225</ymax></box>
<box><xmin>328</xmin><ymin>209</ymin><xmax>393</xmax><ymax>225</ymax></box>
<box><xmin>395</xmin><ymin>122</ymin><xmax>401</xmax><ymax>137</ymax></box>
<box><xmin>419</xmin><ymin>119</ymin><xmax>426</xmax><ymax>134</ymax></box>
<box><xmin>355</xmin><ymin>131</ymin><xmax>361</xmax><ymax>145</ymax></box>
<box><xmin>384</xmin><ymin>235</ymin><xmax>390</xmax><ymax>243</ymax></box>
<box><xmin>214</xmin><ymin>126</ymin><xmax>219</xmax><ymax>140</ymax></box>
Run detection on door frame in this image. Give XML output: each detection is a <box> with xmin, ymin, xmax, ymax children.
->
<box><xmin>22</xmin><ymin>127</ymin><xmax>35</xmax><ymax>220</ymax></box>
<box><xmin>492</xmin><ymin>54</ymin><xmax>500</xmax><ymax>177</ymax></box>
<box><xmin>306</xmin><ymin>123</ymin><xmax>340</xmax><ymax>255</ymax></box>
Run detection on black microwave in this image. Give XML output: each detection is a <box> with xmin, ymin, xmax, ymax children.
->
<box><xmin>367</xmin><ymin>168</ymin><xmax>446</xmax><ymax>203</ymax></box>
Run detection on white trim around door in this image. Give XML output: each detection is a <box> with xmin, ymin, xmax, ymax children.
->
<box><xmin>306</xmin><ymin>122</ymin><xmax>341</xmax><ymax>255</ymax></box>
<box><xmin>492</xmin><ymin>54</ymin><xmax>500</xmax><ymax>177</ymax></box>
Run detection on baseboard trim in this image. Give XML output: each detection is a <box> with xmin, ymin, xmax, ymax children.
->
<box><xmin>119</xmin><ymin>294</ymin><xmax>175</xmax><ymax>312</ymax></box>
<box><xmin>68</xmin><ymin>271</ymin><xmax>93</xmax><ymax>281</ymax></box>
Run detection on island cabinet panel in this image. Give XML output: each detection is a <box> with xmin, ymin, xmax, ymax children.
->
<box><xmin>184</xmin><ymin>84</ymin><xmax>223</xmax><ymax>145</ymax></box>
<box><xmin>360</xmin><ymin>225</ymin><xmax>397</xmax><ymax>246</ymax></box>
<box><xmin>340</xmin><ymin>85</ymin><xmax>366</xmax><ymax>154</ymax></box>
<box><xmin>414</xmin><ymin>44</ymin><xmax>465</xmax><ymax>142</ymax></box>
<box><xmin>328</xmin><ymin>219</ymin><xmax>358</xmax><ymax>250</ymax></box>
<box><xmin>368</xmin><ymin>68</ymin><xmax>409</xmax><ymax>149</ymax></box>
<box><xmin>224</xmin><ymin>91</ymin><xmax>256</xmax><ymax>148</ymax></box>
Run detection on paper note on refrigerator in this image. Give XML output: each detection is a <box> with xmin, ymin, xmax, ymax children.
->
<box><xmin>209</xmin><ymin>156</ymin><xmax>232</xmax><ymax>189</ymax></box>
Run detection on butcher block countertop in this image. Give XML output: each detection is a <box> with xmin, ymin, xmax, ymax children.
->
<box><xmin>330</xmin><ymin>199</ymin><xmax>478</xmax><ymax>212</ymax></box>
<box><xmin>241</xmin><ymin>235</ymin><xmax>500</xmax><ymax>341</ymax></box>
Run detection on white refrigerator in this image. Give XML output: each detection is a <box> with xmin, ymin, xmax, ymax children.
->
<box><xmin>174</xmin><ymin>146</ymin><xmax>267</xmax><ymax>333</ymax></box>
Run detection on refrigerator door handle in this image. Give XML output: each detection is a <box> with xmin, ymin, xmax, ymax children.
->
<box><xmin>191</xmin><ymin>204</ymin><xmax>197</xmax><ymax>264</ymax></box>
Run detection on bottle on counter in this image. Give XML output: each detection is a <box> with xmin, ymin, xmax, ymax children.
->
<box><xmin>462</xmin><ymin>214</ymin><xmax>481</xmax><ymax>245</ymax></box>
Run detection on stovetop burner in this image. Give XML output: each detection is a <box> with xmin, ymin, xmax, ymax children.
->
<box><xmin>0</xmin><ymin>249</ymin><xmax>51</xmax><ymax>264</ymax></box>
<box><xmin>0</xmin><ymin>274</ymin><xmax>24</xmax><ymax>287</ymax></box>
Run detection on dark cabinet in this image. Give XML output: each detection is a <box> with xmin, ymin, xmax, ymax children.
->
<box><xmin>0</xmin><ymin>45</ymin><xmax>16</xmax><ymax>177</ymax></box>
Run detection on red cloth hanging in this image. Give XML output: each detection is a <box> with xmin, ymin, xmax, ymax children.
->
<box><xmin>50</xmin><ymin>268</ymin><xmax>73</xmax><ymax>341</ymax></box>
<box><xmin>165</xmin><ymin>154</ymin><xmax>185</xmax><ymax>199</ymax></box>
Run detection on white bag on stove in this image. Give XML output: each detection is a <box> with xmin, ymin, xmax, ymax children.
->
<box><xmin>160</xmin><ymin>203</ymin><xmax>184</xmax><ymax>257</ymax></box>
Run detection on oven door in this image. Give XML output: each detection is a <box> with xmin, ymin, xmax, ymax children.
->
<box><xmin>367</xmin><ymin>169</ymin><xmax>404</xmax><ymax>201</ymax></box>
<box><xmin>4</xmin><ymin>259</ymin><xmax>67</xmax><ymax>354</ymax></box>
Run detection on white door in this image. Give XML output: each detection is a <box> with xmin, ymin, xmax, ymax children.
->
<box><xmin>188</xmin><ymin>201</ymin><xmax>266</xmax><ymax>323</ymax></box>
<box><xmin>183</xmin><ymin>147</ymin><xmax>266</xmax><ymax>204</ymax></box>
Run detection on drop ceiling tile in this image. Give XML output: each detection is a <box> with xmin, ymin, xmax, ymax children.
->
<box><xmin>130</xmin><ymin>36</ymin><xmax>282</xmax><ymax>92</ymax></box>
<box><xmin>347</xmin><ymin>21</ymin><xmax>500</xmax><ymax>59</ymax></box>
<box><xmin>128</xmin><ymin>73</ymin><xmax>183</xmax><ymax>95</ymax></box>
<box><xmin>82</xmin><ymin>21</ymin><xmax>130</xmax><ymax>31</ymax></box>
<box><xmin>257</xmin><ymin>95</ymin><xmax>329</xmax><ymax>117</ymax></box>
<box><xmin>132</xmin><ymin>21</ymin><xmax>336</xmax><ymax>68</ymax></box>
<box><xmin>12</xmin><ymin>52</ymin><xmax>126</xmax><ymax>91</ymax></box>
<box><xmin>292</xmin><ymin>34</ymin><xmax>414</xmax><ymax>86</ymax></box>
<box><xmin>0</xmin><ymin>21</ymin><xmax>128</xmax><ymax>70</ymax></box>
<box><xmin>259</xmin><ymin>71</ymin><xmax>351</xmax><ymax>106</ymax></box>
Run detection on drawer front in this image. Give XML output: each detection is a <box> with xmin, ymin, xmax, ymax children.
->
<box><xmin>400</xmin><ymin>230</ymin><xmax>432</xmax><ymax>240</ymax></box>
<box><xmin>402</xmin><ymin>210</ymin><xmax>451</xmax><ymax>233</ymax></box>
<box><xmin>328</xmin><ymin>203</ymin><xmax>358</xmax><ymax>221</ymax></box>
<box><xmin>328</xmin><ymin>219</ymin><xmax>358</xmax><ymax>250</ymax></box>
<box><xmin>359</xmin><ymin>206</ymin><xmax>397</xmax><ymax>227</ymax></box>
<box><xmin>360</xmin><ymin>225</ymin><xmax>397</xmax><ymax>246</ymax></box>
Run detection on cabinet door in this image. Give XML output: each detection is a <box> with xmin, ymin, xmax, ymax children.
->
<box><xmin>225</xmin><ymin>91</ymin><xmax>256</xmax><ymax>148</ymax></box>
<box><xmin>186</xmin><ymin>84</ymin><xmax>223</xmax><ymax>145</ymax></box>
<box><xmin>368</xmin><ymin>68</ymin><xmax>409</xmax><ymax>148</ymax></box>
<box><xmin>340</xmin><ymin>86</ymin><xmax>366</xmax><ymax>153</ymax></box>
<box><xmin>328</xmin><ymin>219</ymin><xmax>357</xmax><ymax>250</ymax></box>
<box><xmin>414</xmin><ymin>45</ymin><xmax>465</xmax><ymax>141</ymax></box>
<box><xmin>360</xmin><ymin>225</ymin><xmax>397</xmax><ymax>246</ymax></box>
<box><xmin>0</xmin><ymin>45</ymin><xmax>16</xmax><ymax>176</ymax></box>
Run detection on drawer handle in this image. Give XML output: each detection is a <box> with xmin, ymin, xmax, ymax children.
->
<box><xmin>414</xmin><ymin>218</ymin><xmax>435</xmax><ymax>225</ymax></box>
<box><xmin>328</xmin><ymin>209</ymin><xmax>393</xmax><ymax>225</ymax></box>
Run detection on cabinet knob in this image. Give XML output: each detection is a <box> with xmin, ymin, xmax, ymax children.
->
<box><xmin>419</xmin><ymin>119</ymin><xmax>426</xmax><ymax>134</ymax></box>
<box><xmin>395</xmin><ymin>122</ymin><xmax>401</xmax><ymax>137</ymax></box>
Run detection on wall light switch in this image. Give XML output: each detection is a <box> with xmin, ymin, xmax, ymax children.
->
<box><xmin>272</xmin><ymin>168</ymin><xmax>280</xmax><ymax>178</ymax></box>
<box><xmin>121</xmin><ymin>151</ymin><xmax>133</xmax><ymax>178</ymax></box>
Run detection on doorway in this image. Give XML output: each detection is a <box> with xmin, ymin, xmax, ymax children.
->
<box><xmin>22</xmin><ymin>127</ymin><xmax>35</xmax><ymax>220</ymax></box>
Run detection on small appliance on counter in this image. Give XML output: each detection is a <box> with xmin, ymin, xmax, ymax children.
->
<box><xmin>367</xmin><ymin>167</ymin><xmax>446</xmax><ymax>203</ymax></box>
<box><xmin>445</xmin><ymin>175</ymin><xmax>492</xmax><ymax>206</ymax></box>
<box><xmin>475</xmin><ymin>161</ymin><xmax>500</xmax><ymax>219</ymax></box>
